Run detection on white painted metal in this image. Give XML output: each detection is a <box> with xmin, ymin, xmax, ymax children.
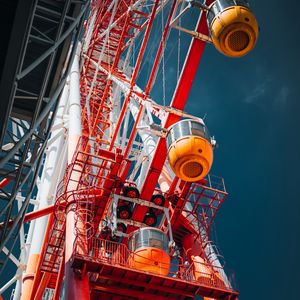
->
<box><xmin>128</xmin><ymin>98</ymin><xmax>157</xmax><ymax>188</ymax></box>
<box><xmin>201</xmin><ymin>228</ymin><xmax>231</xmax><ymax>287</ymax></box>
<box><xmin>110</xmin><ymin>82</ymin><xmax>122</xmax><ymax>145</ymax></box>
<box><xmin>0</xmin><ymin>275</ymin><xmax>19</xmax><ymax>295</ymax></box>
<box><xmin>120</xmin><ymin>107</ymin><xmax>130</xmax><ymax>151</ymax></box>
<box><xmin>65</xmin><ymin>46</ymin><xmax>90</xmax><ymax>300</ymax></box>
<box><xmin>27</xmin><ymin>81</ymin><xmax>69</xmax><ymax>256</ymax></box>
<box><xmin>68</xmin><ymin>45</ymin><xmax>82</xmax><ymax>155</ymax></box>
<box><xmin>122</xmin><ymin>0</ymin><xmax>172</xmax><ymax>50</ymax></box>
<box><xmin>82</xmin><ymin>10</ymin><xmax>96</xmax><ymax>54</ymax></box>
<box><xmin>2</xmin><ymin>247</ymin><xmax>20</xmax><ymax>267</ymax></box>
<box><xmin>184</xmin><ymin>202</ymin><xmax>231</xmax><ymax>287</ymax></box>
<box><xmin>127</xmin><ymin>89</ymin><xmax>230</xmax><ymax>288</ymax></box>
<box><xmin>97</xmin><ymin>0</ymin><xmax>149</xmax><ymax>41</ymax></box>
<box><xmin>5</xmin><ymin>2</ymin><xmax>233</xmax><ymax>298</ymax></box>
<box><xmin>17</xmin><ymin>198</ymin><xmax>26</xmax><ymax>264</ymax></box>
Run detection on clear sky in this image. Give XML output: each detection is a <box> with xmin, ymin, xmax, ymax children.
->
<box><xmin>185</xmin><ymin>1</ymin><xmax>300</xmax><ymax>299</ymax></box>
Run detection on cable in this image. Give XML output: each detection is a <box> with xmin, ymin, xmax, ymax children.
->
<box><xmin>177</xmin><ymin>18</ymin><xmax>181</xmax><ymax>82</ymax></box>
<box><xmin>161</xmin><ymin>0</ymin><xmax>166</xmax><ymax>106</ymax></box>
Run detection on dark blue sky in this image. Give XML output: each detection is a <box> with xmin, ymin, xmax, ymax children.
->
<box><xmin>184</xmin><ymin>1</ymin><xmax>300</xmax><ymax>299</ymax></box>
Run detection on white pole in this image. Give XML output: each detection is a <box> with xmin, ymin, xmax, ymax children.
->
<box><xmin>16</xmin><ymin>78</ymin><xmax>70</xmax><ymax>300</ymax></box>
<box><xmin>82</xmin><ymin>10</ymin><xmax>96</xmax><ymax>54</ymax></box>
<box><xmin>128</xmin><ymin>98</ymin><xmax>157</xmax><ymax>188</ymax></box>
<box><xmin>110</xmin><ymin>82</ymin><xmax>121</xmax><ymax>145</ymax></box>
<box><xmin>120</xmin><ymin>108</ymin><xmax>130</xmax><ymax>151</ymax></box>
<box><xmin>68</xmin><ymin>45</ymin><xmax>82</xmax><ymax>159</ymax></box>
<box><xmin>0</xmin><ymin>275</ymin><xmax>19</xmax><ymax>295</ymax></box>
<box><xmin>12</xmin><ymin>278</ymin><xmax>22</xmax><ymax>300</ymax></box>
<box><xmin>184</xmin><ymin>202</ymin><xmax>231</xmax><ymax>287</ymax></box>
<box><xmin>27</xmin><ymin>80</ymin><xmax>69</xmax><ymax>256</ymax></box>
<box><xmin>2</xmin><ymin>247</ymin><xmax>20</xmax><ymax>267</ymax></box>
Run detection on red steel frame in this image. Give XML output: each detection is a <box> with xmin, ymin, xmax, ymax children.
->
<box><xmin>25</xmin><ymin>0</ymin><xmax>239</xmax><ymax>299</ymax></box>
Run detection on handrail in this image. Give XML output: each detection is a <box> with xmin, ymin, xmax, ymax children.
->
<box><xmin>73</xmin><ymin>237</ymin><xmax>234</xmax><ymax>291</ymax></box>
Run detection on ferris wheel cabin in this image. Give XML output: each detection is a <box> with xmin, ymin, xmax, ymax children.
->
<box><xmin>167</xmin><ymin>119</ymin><xmax>213</xmax><ymax>182</ymax></box>
<box><xmin>207</xmin><ymin>0</ymin><xmax>259</xmax><ymax>57</ymax></box>
<box><xmin>128</xmin><ymin>227</ymin><xmax>171</xmax><ymax>276</ymax></box>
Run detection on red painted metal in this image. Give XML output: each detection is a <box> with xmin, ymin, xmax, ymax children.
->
<box><xmin>33</xmin><ymin>0</ymin><xmax>239</xmax><ymax>299</ymax></box>
<box><xmin>130</xmin><ymin>8</ymin><xmax>212</xmax><ymax>226</ymax></box>
<box><xmin>52</xmin><ymin>254</ymin><xmax>64</xmax><ymax>300</ymax></box>
<box><xmin>0</xmin><ymin>206</ymin><xmax>55</xmax><ymax>230</ymax></box>
<box><xmin>29</xmin><ymin>213</ymin><xmax>55</xmax><ymax>300</ymax></box>
<box><xmin>23</xmin><ymin>205</ymin><xmax>55</xmax><ymax>223</ymax></box>
<box><xmin>109</xmin><ymin>0</ymin><xmax>160</xmax><ymax>151</ymax></box>
<box><xmin>90</xmin><ymin>1</ymin><xmax>135</xmax><ymax>136</ymax></box>
<box><xmin>0</xmin><ymin>178</ymin><xmax>10</xmax><ymax>188</ymax></box>
<box><xmin>73</xmin><ymin>237</ymin><xmax>238</xmax><ymax>299</ymax></box>
<box><xmin>184</xmin><ymin>177</ymin><xmax>227</xmax><ymax>236</ymax></box>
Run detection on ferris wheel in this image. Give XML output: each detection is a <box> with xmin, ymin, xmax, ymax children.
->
<box><xmin>0</xmin><ymin>0</ymin><xmax>259</xmax><ymax>299</ymax></box>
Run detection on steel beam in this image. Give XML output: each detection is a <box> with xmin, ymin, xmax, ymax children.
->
<box><xmin>0</xmin><ymin>0</ymin><xmax>90</xmax><ymax>284</ymax></box>
<box><xmin>0</xmin><ymin>0</ymin><xmax>37</xmax><ymax>146</ymax></box>
<box><xmin>131</xmin><ymin>4</ymin><xmax>212</xmax><ymax>224</ymax></box>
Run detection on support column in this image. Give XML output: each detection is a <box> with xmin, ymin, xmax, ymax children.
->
<box><xmin>64</xmin><ymin>44</ymin><xmax>90</xmax><ymax>300</ymax></box>
<box><xmin>20</xmin><ymin>60</ymin><xmax>70</xmax><ymax>300</ymax></box>
<box><xmin>20</xmin><ymin>254</ymin><xmax>39</xmax><ymax>300</ymax></box>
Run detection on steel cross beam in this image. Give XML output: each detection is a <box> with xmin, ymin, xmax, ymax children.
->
<box><xmin>0</xmin><ymin>0</ymin><xmax>74</xmax><ymax>255</ymax></box>
<box><xmin>0</xmin><ymin>0</ymin><xmax>90</xmax><ymax>286</ymax></box>
<box><xmin>108</xmin><ymin>0</ymin><xmax>161</xmax><ymax>151</ymax></box>
<box><xmin>0</xmin><ymin>0</ymin><xmax>36</xmax><ymax>147</ymax></box>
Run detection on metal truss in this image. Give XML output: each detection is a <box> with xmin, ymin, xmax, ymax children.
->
<box><xmin>0</xmin><ymin>0</ymin><xmax>90</xmax><ymax>278</ymax></box>
<box><xmin>0</xmin><ymin>0</ymin><xmax>240</xmax><ymax>298</ymax></box>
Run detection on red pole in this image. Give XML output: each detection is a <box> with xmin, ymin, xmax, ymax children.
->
<box><xmin>0</xmin><ymin>178</ymin><xmax>10</xmax><ymax>188</ymax></box>
<box><xmin>53</xmin><ymin>254</ymin><xmax>65</xmax><ymax>300</ymax></box>
<box><xmin>131</xmin><ymin>6</ymin><xmax>212</xmax><ymax>224</ymax></box>
<box><xmin>24</xmin><ymin>205</ymin><xmax>55</xmax><ymax>223</ymax></box>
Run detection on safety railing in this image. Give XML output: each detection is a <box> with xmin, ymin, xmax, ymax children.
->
<box><xmin>184</xmin><ymin>179</ymin><xmax>228</xmax><ymax>235</ymax></box>
<box><xmin>206</xmin><ymin>174</ymin><xmax>227</xmax><ymax>192</ymax></box>
<box><xmin>41</xmin><ymin>136</ymin><xmax>126</xmax><ymax>273</ymax></box>
<box><xmin>90</xmin><ymin>237</ymin><xmax>129</xmax><ymax>266</ymax></box>
<box><xmin>73</xmin><ymin>238</ymin><xmax>234</xmax><ymax>292</ymax></box>
<box><xmin>185</xmin><ymin>260</ymin><xmax>230</xmax><ymax>290</ymax></box>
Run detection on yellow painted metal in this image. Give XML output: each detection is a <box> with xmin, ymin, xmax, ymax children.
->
<box><xmin>209</xmin><ymin>5</ymin><xmax>259</xmax><ymax>57</ymax></box>
<box><xmin>168</xmin><ymin>135</ymin><xmax>213</xmax><ymax>182</ymax></box>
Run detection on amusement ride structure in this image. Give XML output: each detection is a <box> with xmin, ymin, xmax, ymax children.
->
<box><xmin>0</xmin><ymin>0</ymin><xmax>259</xmax><ymax>299</ymax></box>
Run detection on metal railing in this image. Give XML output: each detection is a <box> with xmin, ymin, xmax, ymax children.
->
<box><xmin>184</xmin><ymin>178</ymin><xmax>228</xmax><ymax>235</ymax></box>
<box><xmin>74</xmin><ymin>237</ymin><xmax>234</xmax><ymax>291</ymax></box>
<box><xmin>206</xmin><ymin>174</ymin><xmax>227</xmax><ymax>192</ymax></box>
